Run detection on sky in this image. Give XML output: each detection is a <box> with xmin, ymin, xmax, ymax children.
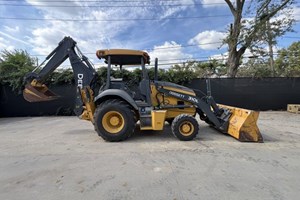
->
<box><xmin>0</xmin><ymin>0</ymin><xmax>300</xmax><ymax>68</ymax></box>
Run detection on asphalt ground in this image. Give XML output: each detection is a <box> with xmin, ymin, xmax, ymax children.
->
<box><xmin>0</xmin><ymin>111</ymin><xmax>299</xmax><ymax>200</ymax></box>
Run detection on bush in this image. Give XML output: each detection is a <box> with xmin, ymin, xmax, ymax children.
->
<box><xmin>0</xmin><ymin>50</ymin><xmax>36</xmax><ymax>92</ymax></box>
<box><xmin>45</xmin><ymin>69</ymin><xmax>75</xmax><ymax>86</ymax></box>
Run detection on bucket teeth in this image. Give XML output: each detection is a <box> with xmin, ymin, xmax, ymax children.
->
<box><xmin>23</xmin><ymin>83</ymin><xmax>59</xmax><ymax>102</ymax></box>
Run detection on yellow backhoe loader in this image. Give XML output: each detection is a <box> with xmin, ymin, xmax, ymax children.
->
<box><xmin>23</xmin><ymin>37</ymin><xmax>262</xmax><ymax>142</ymax></box>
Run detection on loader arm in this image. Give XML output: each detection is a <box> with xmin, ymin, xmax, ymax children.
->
<box><xmin>156</xmin><ymin>85</ymin><xmax>263</xmax><ymax>142</ymax></box>
<box><xmin>23</xmin><ymin>36</ymin><xmax>98</xmax><ymax>118</ymax></box>
<box><xmin>156</xmin><ymin>86</ymin><xmax>227</xmax><ymax>127</ymax></box>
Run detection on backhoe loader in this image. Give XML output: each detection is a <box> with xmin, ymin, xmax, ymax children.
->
<box><xmin>23</xmin><ymin>36</ymin><xmax>263</xmax><ymax>142</ymax></box>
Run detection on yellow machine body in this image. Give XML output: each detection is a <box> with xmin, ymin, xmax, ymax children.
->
<box><xmin>78</xmin><ymin>83</ymin><xmax>262</xmax><ymax>142</ymax></box>
<box><xmin>79</xmin><ymin>87</ymin><xmax>96</xmax><ymax>123</ymax></box>
<box><xmin>150</xmin><ymin>83</ymin><xmax>196</xmax><ymax>119</ymax></box>
<box><xmin>140</xmin><ymin>110</ymin><xmax>167</xmax><ymax>130</ymax></box>
<box><xmin>22</xmin><ymin>39</ymin><xmax>262</xmax><ymax>142</ymax></box>
<box><xmin>139</xmin><ymin>84</ymin><xmax>196</xmax><ymax>131</ymax></box>
<box><xmin>218</xmin><ymin>104</ymin><xmax>263</xmax><ymax>142</ymax></box>
<box><xmin>24</xmin><ymin>77</ymin><xmax>262</xmax><ymax>142</ymax></box>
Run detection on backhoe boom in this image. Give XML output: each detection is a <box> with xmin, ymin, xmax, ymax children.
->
<box><xmin>23</xmin><ymin>36</ymin><xmax>97</xmax><ymax>117</ymax></box>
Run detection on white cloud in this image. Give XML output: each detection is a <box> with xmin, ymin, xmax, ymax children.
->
<box><xmin>0</xmin><ymin>31</ymin><xmax>32</xmax><ymax>46</ymax></box>
<box><xmin>158</xmin><ymin>0</ymin><xmax>195</xmax><ymax>19</ymax></box>
<box><xmin>209</xmin><ymin>52</ymin><xmax>228</xmax><ymax>64</ymax></box>
<box><xmin>24</xmin><ymin>0</ymin><xmax>195</xmax><ymax>62</ymax></box>
<box><xmin>188</xmin><ymin>30</ymin><xmax>226</xmax><ymax>50</ymax></box>
<box><xmin>27</xmin><ymin>9</ymin><xmax>136</xmax><ymax>56</ymax></box>
<box><xmin>210</xmin><ymin>48</ymin><xmax>264</xmax><ymax>63</ymax></box>
<box><xmin>29</xmin><ymin>26</ymin><xmax>68</xmax><ymax>55</ymax></box>
<box><xmin>0</xmin><ymin>37</ymin><xmax>14</xmax><ymax>52</ymax></box>
<box><xmin>26</xmin><ymin>0</ymin><xmax>81</xmax><ymax>17</ymax></box>
<box><xmin>291</xmin><ymin>6</ymin><xmax>300</xmax><ymax>21</ymax></box>
<box><xmin>270</xmin><ymin>6</ymin><xmax>299</xmax><ymax>22</ymax></box>
<box><xmin>0</xmin><ymin>0</ymin><xmax>201</xmax><ymax>59</ymax></box>
<box><xmin>4</xmin><ymin>26</ymin><xmax>20</xmax><ymax>33</ymax></box>
<box><xmin>148</xmin><ymin>41</ymin><xmax>193</xmax><ymax>67</ymax></box>
<box><xmin>210</xmin><ymin>46</ymin><xmax>282</xmax><ymax>66</ymax></box>
<box><xmin>201</xmin><ymin>0</ymin><xmax>226</xmax><ymax>8</ymax></box>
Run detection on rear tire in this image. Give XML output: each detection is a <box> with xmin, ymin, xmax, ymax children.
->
<box><xmin>171</xmin><ymin>114</ymin><xmax>199</xmax><ymax>141</ymax></box>
<box><xmin>94</xmin><ymin>99</ymin><xmax>135</xmax><ymax>142</ymax></box>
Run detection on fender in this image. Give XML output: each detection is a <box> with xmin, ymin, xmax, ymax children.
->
<box><xmin>94</xmin><ymin>89</ymin><xmax>138</xmax><ymax>110</ymax></box>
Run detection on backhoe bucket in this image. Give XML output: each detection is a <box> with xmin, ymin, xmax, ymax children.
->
<box><xmin>23</xmin><ymin>82</ymin><xmax>59</xmax><ymax>102</ymax></box>
<box><xmin>219</xmin><ymin>104</ymin><xmax>263</xmax><ymax>142</ymax></box>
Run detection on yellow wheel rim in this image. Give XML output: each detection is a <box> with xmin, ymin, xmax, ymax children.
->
<box><xmin>102</xmin><ymin>111</ymin><xmax>125</xmax><ymax>134</ymax></box>
<box><xmin>179</xmin><ymin>121</ymin><xmax>194</xmax><ymax>136</ymax></box>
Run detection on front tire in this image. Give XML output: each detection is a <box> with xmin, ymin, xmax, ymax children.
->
<box><xmin>171</xmin><ymin>114</ymin><xmax>199</xmax><ymax>141</ymax></box>
<box><xmin>94</xmin><ymin>99</ymin><xmax>135</xmax><ymax>142</ymax></box>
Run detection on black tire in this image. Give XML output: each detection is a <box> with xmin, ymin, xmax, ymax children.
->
<box><xmin>171</xmin><ymin>114</ymin><xmax>199</xmax><ymax>141</ymax></box>
<box><xmin>94</xmin><ymin>99</ymin><xmax>136</xmax><ymax>142</ymax></box>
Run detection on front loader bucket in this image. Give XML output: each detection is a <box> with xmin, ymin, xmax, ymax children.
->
<box><xmin>218</xmin><ymin>105</ymin><xmax>263</xmax><ymax>142</ymax></box>
<box><xmin>23</xmin><ymin>83</ymin><xmax>59</xmax><ymax>102</ymax></box>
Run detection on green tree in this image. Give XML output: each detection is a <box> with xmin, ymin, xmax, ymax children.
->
<box><xmin>275</xmin><ymin>41</ymin><xmax>300</xmax><ymax>77</ymax></box>
<box><xmin>45</xmin><ymin>69</ymin><xmax>75</xmax><ymax>85</ymax></box>
<box><xmin>0</xmin><ymin>50</ymin><xmax>36</xmax><ymax>91</ymax></box>
<box><xmin>193</xmin><ymin>60</ymin><xmax>227</xmax><ymax>77</ymax></box>
<box><xmin>236</xmin><ymin>57</ymin><xmax>272</xmax><ymax>78</ymax></box>
<box><xmin>95</xmin><ymin>65</ymin><xmax>197</xmax><ymax>87</ymax></box>
<box><xmin>249</xmin><ymin>2</ymin><xmax>294</xmax><ymax>76</ymax></box>
<box><xmin>224</xmin><ymin>0</ymin><xmax>294</xmax><ymax>77</ymax></box>
<box><xmin>166</xmin><ymin>63</ymin><xmax>197</xmax><ymax>85</ymax></box>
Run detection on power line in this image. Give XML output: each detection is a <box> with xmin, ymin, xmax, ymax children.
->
<box><xmin>0</xmin><ymin>0</ymin><xmax>227</xmax><ymax>6</ymax></box>
<box><xmin>151</xmin><ymin>53</ymin><xmax>298</xmax><ymax>63</ymax></box>
<box><xmin>1</xmin><ymin>14</ymin><xmax>298</xmax><ymax>23</ymax></box>
<box><xmin>154</xmin><ymin>56</ymin><xmax>223</xmax><ymax>62</ymax></box>
<box><xmin>65</xmin><ymin>61</ymin><xmax>300</xmax><ymax>69</ymax></box>
<box><xmin>7</xmin><ymin>13</ymin><xmax>299</xmax><ymax>23</ymax></box>
<box><xmin>26</xmin><ymin>36</ymin><xmax>298</xmax><ymax>57</ymax></box>
<box><xmin>27</xmin><ymin>41</ymin><xmax>224</xmax><ymax>57</ymax></box>
<box><xmin>0</xmin><ymin>3</ymin><xmax>224</xmax><ymax>7</ymax></box>
<box><xmin>0</xmin><ymin>14</ymin><xmax>231</xmax><ymax>22</ymax></box>
<box><xmin>146</xmin><ymin>42</ymin><xmax>223</xmax><ymax>51</ymax></box>
<box><xmin>56</xmin><ymin>59</ymin><xmax>224</xmax><ymax>69</ymax></box>
<box><xmin>26</xmin><ymin>37</ymin><xmax>298</xmax><ymax>57</ymax></box>
<box><xmin>54</xmin><ymin>55</ymin><xmax>256</xmax><ymax>68</ymax></box>
<box><xmin>42</xmin><ymin>52</ymin><xmax>300</xmax><ymax>69</ymax></box>
<box><xmin>0</xmin><ymin>0</ymin><xmax>191</xmax><ymax>2</ymax></box>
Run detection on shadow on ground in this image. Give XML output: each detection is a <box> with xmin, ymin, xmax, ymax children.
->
<box><xmin>0</xmin><ymin>117</ymin><xmax>36</xmax><ymax>125</ymax></box>
<box><xmin>127</xmin><ymin>123</ymin><xmax>236</xmax><ymax>143</ymax></box>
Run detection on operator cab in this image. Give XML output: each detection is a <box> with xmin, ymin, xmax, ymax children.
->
<box><xmin>96</xmin><ymin>49</ymin><xmax>152</xmax><ymax>104</ymax></box>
